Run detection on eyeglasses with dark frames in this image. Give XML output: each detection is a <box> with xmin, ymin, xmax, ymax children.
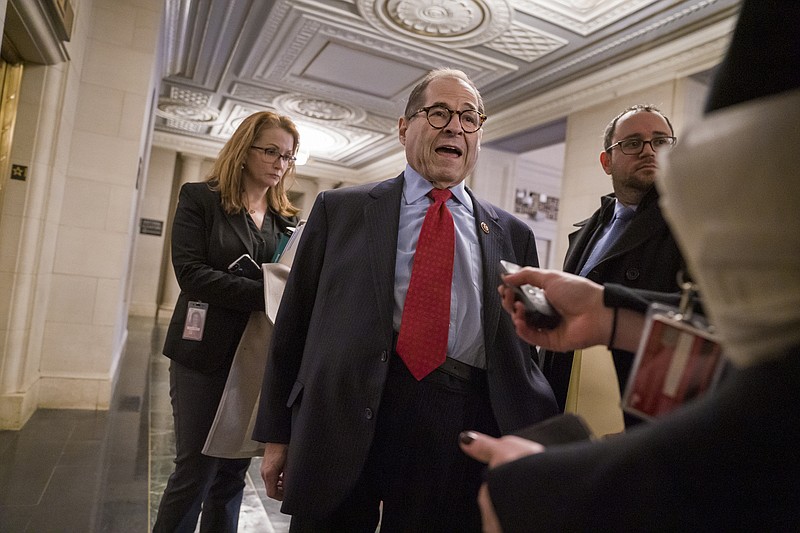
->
<box><xmin>606</xmin><ymin>136</ymin><xmax>677</xmax><ymax>155</ymax></box>
<box><xmin>249</xmin><ymin>145</ymin><xmax>297</xmax><ymax>163</ymax></box>
<box><xmin>412</xmin><ymin>105</ymin><xmax>487</xmax><ymax>133</ymax></box>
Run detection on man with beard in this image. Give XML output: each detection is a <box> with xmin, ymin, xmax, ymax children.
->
<box><xmin>540</xmin><ymin>105</ymin><xmax>685</xmax><ymax>426</ymax></box>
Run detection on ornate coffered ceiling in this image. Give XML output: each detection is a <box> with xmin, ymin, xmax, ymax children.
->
<box><xmin>153</xmin><ymin>0</ymin><xmax>741</xmax><ymax>182</ymax></box>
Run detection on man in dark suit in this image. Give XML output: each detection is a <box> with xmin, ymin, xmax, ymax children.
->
<box><xmin>253</xmin><ymin>68</ymin><xmax>558</xmax><ymax>531</ymax></box>
<box><xmin>540</xmin><ymin>105</ymin><xmax>685</xmax><ymax>420</ymax></box>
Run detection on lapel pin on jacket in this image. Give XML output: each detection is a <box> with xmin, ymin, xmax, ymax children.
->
<box><xmin>481</xmin><ymin>222</ymin><xmax>489</xmax><ymax>234</ymax></box>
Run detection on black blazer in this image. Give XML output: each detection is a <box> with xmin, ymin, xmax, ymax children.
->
<box><xmin>541</xmin><ymin>187</ymin><xmax>685</xmax><ymax>409</ymax></box>
<box><xmin>162</xmin><ymin>181</ymin><xmax>295</xmax><ymax>374</ymax></box>
<box><xmin>253</xmin><ymin>174</ymin><xmax>558</xmax><ymax>518</ymax></box>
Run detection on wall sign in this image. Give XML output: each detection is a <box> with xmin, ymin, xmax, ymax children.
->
<box><xmin>139</xmin><ymin>218</ymin><xmax>163</xmax><ymax>236</ymax></box>
<box><xmin>11</xmin><ymin>164</ymin><xmax>27</xmax><ymax>181</ymax></box>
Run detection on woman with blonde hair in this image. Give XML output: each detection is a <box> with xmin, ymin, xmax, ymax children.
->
<box><xmin>155</xmin><ymin>111</ymin><xmax>300</xmax><ymax>532</ymax></box>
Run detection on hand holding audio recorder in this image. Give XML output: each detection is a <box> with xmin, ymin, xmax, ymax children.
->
<box><xmin>499</xmin><ymin>260</ymin><xmax>562</xmax><ymax>330</ymax></box>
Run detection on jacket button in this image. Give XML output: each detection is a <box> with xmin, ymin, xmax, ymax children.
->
<box><xmin>626</xmin><ymin>268</ymin><xmax>640</xmax><ymax>281</ymax></box>
<box><xmin>364</xmin><ymin>408</ymin><xmax>374</xmax><ymax>420</ymax></box>
<box><xmin>380</xmin><ymin>350</ymin><xmax>388</xmax><ymax>362</ymax></box>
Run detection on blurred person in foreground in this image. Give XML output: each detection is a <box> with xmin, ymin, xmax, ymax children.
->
<box><xmin>459</xmin><ymin>1</ymin><xmax>800</xmax><ymax>530</ymax></box>
<box><xmin>154</xmin><ymin>111</ymin><xmax>299</xmax><ymax>532</ymax></box>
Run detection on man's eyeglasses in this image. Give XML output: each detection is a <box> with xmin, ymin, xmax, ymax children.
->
<box><xmin>250</xmin><ymin>146</ymin><xmax>297</xmax><ymax>164</ymax></box>
<box><xmin>412</xmin><ymin>105</ymin><xmax>487</xmax><ymax>133</ymax></box>
<box><xmin>606</xmin><ymin>136</ymin><xmax>677</xmax><ymax>155</ymax></box>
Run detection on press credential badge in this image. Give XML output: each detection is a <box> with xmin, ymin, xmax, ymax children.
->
<box><xmin>182</xmin><ymin>301</ymin><xmax>208</xmax><ymax>341</ymax></box>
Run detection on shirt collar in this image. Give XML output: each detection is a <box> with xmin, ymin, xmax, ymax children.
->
<box><xmin>613</xmin><ymin>199</ymin><xmax>637</xmax><ymax>216</ymax></box>
<box><xmin>402</xmin><ymin>164</ymin><xmax>473</xmax><ymax>213</ymax></box>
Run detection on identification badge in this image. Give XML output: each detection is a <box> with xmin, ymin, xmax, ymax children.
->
<box><xmin>182</xmin><ymin>301</ymin><xmax>208</xmax><ymax>341</ymax></box>
<box><xmin>621</xmin><ymin>302</ymin><xmax>726</xmax><ymax>420</ymax></box>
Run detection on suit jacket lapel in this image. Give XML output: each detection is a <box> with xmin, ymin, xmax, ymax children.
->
<box><xmin>564</xmin><ymin>195</ymin><xmax>614</xmax><ymax>274</ymax></box>
<box><xmin>364</xmin><ymin>174</ymin><xmax>403</xmax><ymax>332</ymax></box>
<box><xmin>470</xmin><ymin>193</ymin><xmax>504</xmax><ymax>346</ymax></box>
<box><xmin>224</xmin><ymin>209</ymin><xmax>255</xmax><ymax>256</ymax></box>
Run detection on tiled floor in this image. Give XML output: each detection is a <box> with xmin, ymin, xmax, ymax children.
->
<box><xmin>0</xmin><ymin>315</ymin><xmax>290</xmax><ymax>532</ymax></box>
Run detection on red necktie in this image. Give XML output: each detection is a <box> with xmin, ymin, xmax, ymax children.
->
<box><xmin>396</xmin><ymin>188</ymin><xmax>455</xmax><ymax>380</ymax></box>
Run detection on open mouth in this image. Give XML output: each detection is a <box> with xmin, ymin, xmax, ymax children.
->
<box><xmin>435</xmin><ymin>145</ymin><xmax>463</xmax><ymax>157</ymax></box>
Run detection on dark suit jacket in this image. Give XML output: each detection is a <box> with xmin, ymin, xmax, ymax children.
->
<box><xmin>489</xmin><ymin>344</ymin><xmax>800</xmax><ymax>531</ymax></box>
<box><xmin>541</xmin><ymin>187</ymin><xmax>685</xmax><ymax>409</ymax></box>
<box><xmin>162</xmin><ymin>181</ymin><xmax>294</xmax><ymax>374</ymax></box>
<box><xmin>253</xmin><ymin>173</ymin><xmax>558</xmax><ymax>518</ymax></box>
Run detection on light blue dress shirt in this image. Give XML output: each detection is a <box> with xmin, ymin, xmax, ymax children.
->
<box><xmin>393</xmin><ymin>165</ymin><xmax>486</xmax><ymax>369</ymax></box>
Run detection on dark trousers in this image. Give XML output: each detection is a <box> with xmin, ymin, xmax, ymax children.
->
<box><xmin>153</xmin><ymin>361</ymin><xmax>251</xmax><ymax>533</ymax></box>
<box><xmin>290</xmin><ymin>354</ymin><xmax>499</xmax><ymax>533</ymax></box>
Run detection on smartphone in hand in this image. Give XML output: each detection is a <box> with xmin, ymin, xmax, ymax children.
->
<box><xmin>499</xmin><ymin>260</ymin><xmax>561</xmax><ymax>329</ymax></box>
<box><xmin>228</xmin><ymin>253</ymin><xmax>262</xmax><ymax>280</ymax></box>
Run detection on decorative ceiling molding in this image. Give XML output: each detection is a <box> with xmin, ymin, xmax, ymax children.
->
<box><xmin>486</xmin><ymin>0</ymin><xmax>736</xmax><ymax>104</ymax></box>
<box><xmin>156</xmin><ymin>100</ymin><xmax>220</xmax><ymax>123</ymax></box>
<box><xmin>357</xmin><ymin>0</ymin><xmax>514</xmax><ymax>46</ymax></box>
<box><xmin>154</xmin><ymin>0</ymin><xmax>742</xmax><ymax>180</ymax></box>
<box><xmin>152</xmin><ymin>130</ymin><xmax>225</xmax><ymax>159</ymax></box>
<box><xmin>512</xmin><ymin>0</ymin><xmax>658</xmax><ymax>36</ymax></box>
<box><xmin>274</xmin><ymin>94</ymin><xmax>368</xmax><ymax>124</ymax></box>
<box><xmin>229</xmin><ymin>83</ymin><xmax>284</xmax><ymax>105</ymax></box>
<box><xmin>485</xmin><ymin>21</ymin><xmax>568</xmax><ymax>62</ymax></box>
<box><xmin>246</xmin><ymin>8</ymin><xmax>517</xmax><ymax>111</ymax></box>
<box><xmin>483</xmin><ymin>17</ymin><xmax>736</xmax><ymax>142</ymax></box>
<box><xmin>155</xmin><ymin>86</ymin><xmax>220</xmax><ymax>127</ymax></box>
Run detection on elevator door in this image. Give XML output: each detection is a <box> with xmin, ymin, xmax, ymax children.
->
<box><xmin>0</xmin><ymin>59</ymin><xmax>23</xmax><ymax>209</ymax></box>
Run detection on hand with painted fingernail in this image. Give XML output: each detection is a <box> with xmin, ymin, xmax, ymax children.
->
<box><xmin>459</xmin><ymin>431</ymin><xmax>545</xmax><ymax>532</ymax></box>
